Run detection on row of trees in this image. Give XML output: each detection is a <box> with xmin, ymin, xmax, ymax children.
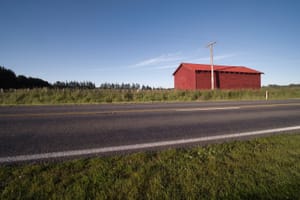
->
<box><xmin>0</xmin><ymin>66</ymin><xmax>98</xmax><ymax>89</ymax></box>
<box><xmin>53</xmin><ymin>81</ymin><xmax>96</xmax><ymax>89</ymax></box>
<box><xmin>267</xmin><ymin>84</ymin><xmax>300</xmax><ymax>88</ymax></box>
<box><xmin>99</xmin><ymin>83</ymin><xmax>153</xmax><ymax>90</ymax></box>
<box><xmin>0</xmin><ymin>66</ymin><xmax>51</xmax><ymax>89</ymax></box>
<box><xmin>0</xmin><ymin>66</ymin><xmax>157</xmax><ymax>90</ymax></box>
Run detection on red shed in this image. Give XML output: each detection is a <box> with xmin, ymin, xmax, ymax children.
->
<box><xmin>173</xmin><ymin>63</ymin><xmax>263</xmax><ymax>90</ymax></box>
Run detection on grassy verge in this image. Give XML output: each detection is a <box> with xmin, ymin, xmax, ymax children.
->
<box><xmin>0</xmin><ymin>86</ymin><xmax>300</xmax><ymax>105</ymax></box>
<box><xmin>1</xmin><ymin>133</ymin><xmax>300</xmax><ymax>199</ymax></box>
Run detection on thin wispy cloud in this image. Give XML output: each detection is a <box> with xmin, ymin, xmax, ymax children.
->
<box><xmin>156</xmin><ymin>65</ymin><xmax>177</xmax><ymax>70</ymax></box>
<box><xmin>150</xmin><ymin>65</ymin><xmax>178</xmax><ymax>70</ymax></box>
<box><xmin>130</xmin><ymin>52</ymin><xmax>237</xmax><ymax>71</ymax></box>
<box><xmin>214</xmin><ymin>54</ymin><xmax>237</xmax><ymax>60</ymax></box>
<box><xmin>186</xmin><ymin>53</ymin><xmax>237</xmax><ymax>63</ymax></box>
<box><xmin>132</xmin><ymin>53</ymin><xmax>184</xmax><ymax>68</ymax></box>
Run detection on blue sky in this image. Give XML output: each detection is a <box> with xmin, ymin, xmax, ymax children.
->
<box><xmin>1</xmin><ymin>0</ymin><xmax>300</xmax><ymax>88</ymax></box>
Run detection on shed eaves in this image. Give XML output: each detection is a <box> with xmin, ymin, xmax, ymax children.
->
<box><xmin>173</xmin><ymin>63</ymin><xmax>263</xmax><ymax>75</ymax></box>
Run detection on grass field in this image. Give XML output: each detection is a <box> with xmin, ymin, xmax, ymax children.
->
<box><xmin>1</xmin><ymin>133</ymin><xmax>300</xmax><ymax>199</ymax></box>
<box><xmin>0</xmin><ymin>86</ymin><xmax>300</xmax><ymax>105</ymax></box>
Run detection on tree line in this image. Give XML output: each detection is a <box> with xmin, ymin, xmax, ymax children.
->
<box><xmin>0</xmin><ymin>66</ymin><xmax>51</xmax><ymax>89</ymax></box>
<box><xmin>0</xmin><ymin>66</ymin><xmax>156</xmax><ymax>90</ymax></box>
<box><xmin>0</xmin><ymin>66</ymin><xmax>97</xmax><ymax>89</ymax></box>
<box><xmin>99</xmin><ymin>83</ymin><xmax>154</xmax><ymax>90</ymax></box>
<box><xmin>53</xmin><ymin>81</ymin><xmax>96</xmax><ymax>89</ymax></box>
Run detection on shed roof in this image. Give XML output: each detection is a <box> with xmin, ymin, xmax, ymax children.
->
<box><xmin>173</xmin><ymin>63</ymin><xmax>263</xmax><ymax>75</ymax></box>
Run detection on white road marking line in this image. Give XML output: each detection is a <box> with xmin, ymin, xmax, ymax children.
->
<box><xmin>176</xmin><ymin>106</ymin><xmax>241</xmax><ymax>112</ymax></box>
<box><xmin>1</xmin><ymin>125</ymin><xmax>300</xmax><ymax>163</ymax></box>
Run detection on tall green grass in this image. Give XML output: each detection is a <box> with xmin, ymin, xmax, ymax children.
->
<box><xmin>0</xmin><ymin>86</ymin><xmax>299</xmax><ymax>105</ymax></box>
<box><xmin>1</xmin><ymin>134</ymin><xmax>300</xmax><ymax>199</ymax></box>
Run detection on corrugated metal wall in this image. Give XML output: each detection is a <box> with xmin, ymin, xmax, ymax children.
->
<box><xmin>174</xmin><ymin>66</ymin><xmax>195</xmax><ymax>90</ymax></box>
<box><xmin>175</xmin><ymin>70</ymin><xmax>261</xmax><ymax>90</ymax></box>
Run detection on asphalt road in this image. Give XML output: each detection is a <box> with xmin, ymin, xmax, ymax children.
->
<box><xmin>1</xmin><ymin>99</ymin><xmax>300</xmax><ymax>163</ymax></box>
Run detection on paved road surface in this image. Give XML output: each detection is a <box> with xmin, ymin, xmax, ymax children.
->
<box><xmin>1</xmin><ymin>99</ymin><xmax>300</xmax><ymax>163</ymax></box>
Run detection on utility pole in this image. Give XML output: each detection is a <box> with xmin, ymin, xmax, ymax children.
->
<box><xmin>206</xmin><ymin>41</ymin><xmax>216</xmax><ymax>90</ymax></box>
